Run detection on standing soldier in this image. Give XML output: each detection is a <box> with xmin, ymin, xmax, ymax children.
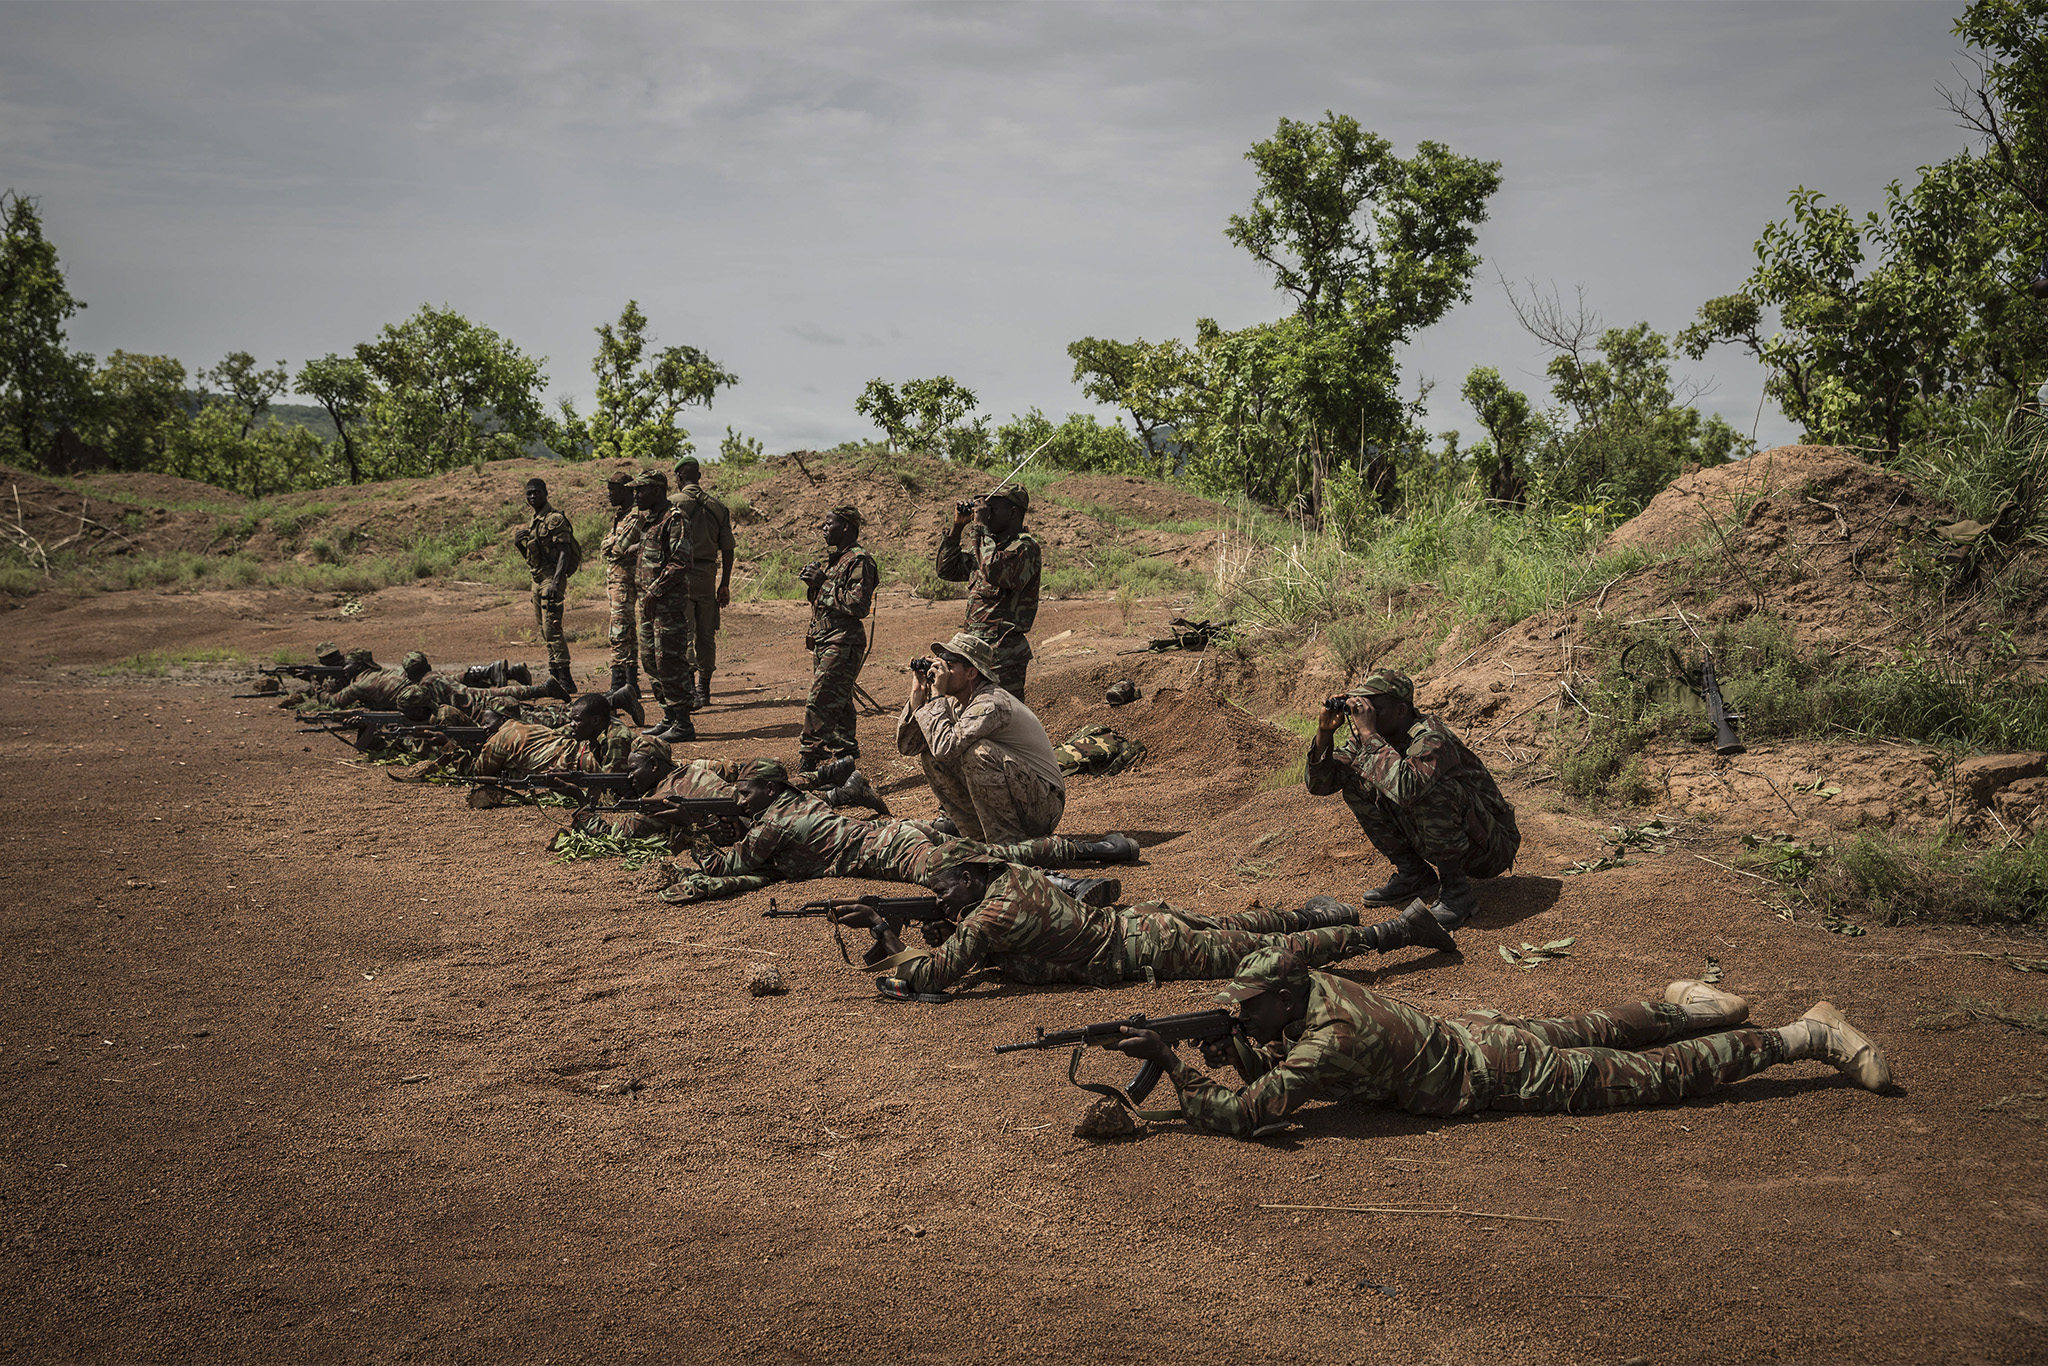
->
<box><xmin>511</xmin><ymin>476</ymin><xmax>581</xmax><ymax>692</ymax></box>
<box><xmin>671</xmin><ymin>457</ymin><xmax>736</xmax><ymax>708</ymax></box>
<box><xmin>935</xmin><ymin>483</ymin><xmax>1039</xmax><ymax>698</ymax></box>
<box><xmin>598</xmin><ymin>469</ymin><xmax>645</xmax><ymax>698</ymax></box>
<box><xmin>797</xmin><ymin>505</ymin><xmax>877</xmax><ymax>782</ymax></box>
<box><xmin>634</xmin><ymin>472</ymin><xmax>697</xmax><ymax>743</ymax></box>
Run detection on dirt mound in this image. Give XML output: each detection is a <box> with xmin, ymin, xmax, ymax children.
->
<box><xmin>1604</xmin><ymin>445</ymin><xmax>1922</xmax><ymax>554</ymax></box>
<box><xmin>1041</xmin><ymin>474</ymin><xmax>1234</xmax><ymax>526</ymax></box>
<box><xmin>0</xmin><ymin>462</ymin><xmax>231</xmax><ymax>565</ymax></box>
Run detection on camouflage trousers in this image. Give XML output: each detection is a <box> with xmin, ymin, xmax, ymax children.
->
<box><xmin>1432</xmin><ymin>1002</ymin><xmax>1787</xmax><ymax>1116</ymax></box>
<box><xmin>1344</xmin><ymin>776</ymin><xmax>1520</xmax><ymax>877</ymax></box>
<box><xmin>684</xmin><ymin>590</ymin><xmax>720</xmax><ymax>675</ymax></box>
<box><xmin>963</xmin><ymin>624</ymin><xmax>1031</xmax><ymax>700</ymax></box>
<box><xmin>530</xmin><ymin>579</ymin><xmax>571</xmax><ymax>672</ymax></box>
<box><xmin>1117</xmin><ymin>912</ymin><xmax>1369</xmax><ymax>982</ymax></box>
<box><xmin>605</xmin><ymin>563</ymin><xmax>638</xmax><ymax>670</ymax></box>
<box><xmin>801</xmin><ymin>632</ymin><xmax>865</xmax><ymax>768</ymax></box>
<box><xmin>922</xmin><ymin>741</ymin><xmax>1065</xmax><ymax>843</ymax></box>
<box><xmin>639</xmin><ymin>590</ymin><xmax>698</xmax><ymax>713</ymax></box>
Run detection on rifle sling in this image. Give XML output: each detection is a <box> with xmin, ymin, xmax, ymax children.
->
<box><xmin>1065</xmin><ymin>1045</ymin><xmax>1182</xmax><ymax>1124</ymax></box>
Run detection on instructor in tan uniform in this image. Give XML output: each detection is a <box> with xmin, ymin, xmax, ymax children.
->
<box><xmin>897</xmin><ymin>631</ymin><xmax>1065</xmax><ymax>842</ymax></box>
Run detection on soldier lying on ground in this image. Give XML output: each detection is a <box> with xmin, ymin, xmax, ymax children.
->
<box><xmin>1100</xmin><ymin>947</ymin><xmax>1889</xmax><ymax>1138</ymax></box>
<box><xmin>468</xmin><ymin>694</ymin><xmax>666</xmax><ymax>779</ymax></box>
<box><xmin>1308</xmin><ymin>668</ymin><xmax>1520</xmax><ymax>928</ymax></box>
<box><xmin>575</xmin><ymin>752</ymin><xmax>888</xmax><ymax>846</ymax></box>
<box><xmin>849</xmin><ymin>862</ymin><xmax>1458</xmax><ymax>1002</ymax></box>
<box><xmin>659</xmin><ymin>763</ymin><xmax>1140</xmax><ymax>904</ymax></box>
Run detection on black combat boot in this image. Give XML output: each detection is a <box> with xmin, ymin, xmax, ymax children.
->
<box><xmin>609</xmin><ymin>665</ymin><xmax>629</xmax><ymax>692</ymax></box>
<box><xmin>542</xmin><ymin>673</ymin><xmax>574</xmax><ymax>702</ymax></box>
<box><xmin>1430</xmin><ymin>856</ymin><xmax>1478</xmax><ymax>929</ymax></box>
<box><xmin>506</xmin><ymin>661</ymin><xmax>533</xmax><ymax>686</ymax></box>
<box><xmin>660</xmin><ymin>708</ymin><xmax>696</xmax><ymax>744</ymax></box>
<box><xmin>1357</xmin><ymin>898</ymin><xmax>1461</xmax><ymax>955</ymax></box>
<box><xmin>606</xmin><ymin>683</ymin><xmax>645</xmax><ymax>728</ymax></box>
<box><xmin>1361</xmin><ymin>847</ymin><xmax>1437</xmax><ymax>906</ymax></box>
<box><xmin>696</xmin><ymin>671</ymin><xmax>712</xmax><ymax>709</ymax></box>
<box><xmin>486</xmin><ymin>659</ymin><xmax>510</xmax><ymax>688</ymax></box>
<box><xmin>929</xmin><ymin>815</ymin><xmax>960</xmax><ymax>837</ymax></box>
<box><xmin>1293</xmin><ymin>895</ymin><xmax>1362</xmax><ymax>929</ymax></box>
<box><xmin>1047</xmin><ymin>873</ymin><xmax>1121</xmax><ymax>907</ymax></box>
<box><xmin>809</xmin><ymin>755</ymin><xmax>856</xmax><ymax>789</ymax></box>
<box><xmin>549</xmin><ymin>662</ymin><xmax>576</xmax><ymax>695</ymax></box>
<box><xmin>1074</xmin><ymin>833</ymin><xmax>1140</xmax><ymax>863</ymax></box>
<box><xmin>827</xmin><ymin>770</ymin><xmax>890</xmax><ymax>815</ymax></box>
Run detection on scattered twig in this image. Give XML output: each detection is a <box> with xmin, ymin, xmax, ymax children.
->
<box><xmin>1476</xmin><ymin>686</ymin><xmax>1562</xmax><ymax>743</ymax></box>
<box><xmin>1258</xmin><ymin>1203</ymin><xmax>1566</xmax><ymax>1224</ymax></box>
<box><xmin>1692</xmin><ymin>852</ymin><xmax>1775</xmax><ymax>885</ymax></box>
<box><xmin>1739</xmin><ymin>767</ymin><xmax>1802</xmax><ymax>819</ymax></box>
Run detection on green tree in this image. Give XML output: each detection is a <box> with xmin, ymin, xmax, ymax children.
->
<box><xmin>569</xmin><ymin>301</ymin><xmax>738</xmax><ymax>465</ymax></box>
<box><xmin>991</xmin><ymin>407</ymin><xmax>1149</xmax><ymax>475</ymax></box>
<box><xmin>86</xmin><ymin>351</ymin><xmax>187</xmax><ymax>472</ymax></box>
<box><xmin>1064</xmin><ymin>336</ymin><xmax>1187</xmax><ymax>467</ymax></box>
<box><xmin>353</xmin><ymin>304</ymin><xmax>554</xmax><ymax>476</ymax></box>
<box><xmin>1460</xmin><ymin>366</ymin><xmax>1541</xmax><ymax>507</ymax></box>
<box><xmin>296</xmin><ymin>353</ymin><xmax>377</xmax><ymax>484</ymax></box>
<box><xmin>0</xmin><ymin>191</ymin><xmax>92</xmax><ymax>468</ymax></box>
<box><xmin>856</xmin><ymin>375</ymin><xmax>989</xmax><ymax>462</ymax></box>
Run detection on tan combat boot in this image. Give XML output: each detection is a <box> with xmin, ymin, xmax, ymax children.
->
<box><xmin>1781</xmin><ymin>1001</ymin><xmax>1891</xmax><ymax>1092</ymax></box>
<box><xmin>1662</xmin><ymin>979</ymin><xmax>1751</xmax><ymax>1027</ymax></box>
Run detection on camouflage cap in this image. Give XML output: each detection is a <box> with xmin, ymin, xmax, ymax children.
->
<box><xmin>1213</xmin><ymin>945</ymin><xmax>1313</xmax><ymax>1007</ymax></box>
<box><xmin>629</xmin><ymin>730</ymin><xmax>673</xmax><ymax>764</ymax></box>
<box><xmin>344</xmin><ymin>648</ymin><xmax>377</xmax><ymax>669</ymax></box>
<box><xmin>605</xmin><ymin>468</ymin><xmax>636</xmax><ymax>487</ymax></box>
<box><xmin>312</xmin><ymin>641</ymin><xmax>343</xmax><ymax>664</ymax></box>
<box><xmin>634</xmin><ymin>471</ymin><xmax>668</xmax><ymax>491</ymax></box>
<box><xmin>828</xmin><ymin>504</ymin><xmax>864</xmax><ymax>527</ymax></box>
<box><xmin>988</xmin><ymin>483</ymin><xmax>1029</xmax><ymax>514</ymax></box>
<box><xmin>401</xmin><ymin>650</ymin><xmax>430</xmax><ymax>675</ymax></box>
<box><xmin>746</xmin><ymin>758</ymin><xmax>791</xmax><ymax>786</ymax></box>
<box><xmin>931</xmin><ymin>631</ymin><xmax>997</xmax><ymax>680</ymax></box>
<box><xmin>394</xmin><ymin>684</ymin><xmax>435</xmax><ymax>721</ymax></box>
<box><xmin>1349</xmin><ymin>668</ymin><xmax>1415</xmax><ymax>705</ymax></box>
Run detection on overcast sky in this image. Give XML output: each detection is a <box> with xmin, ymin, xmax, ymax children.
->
<box><xmin>0</xmin><ymin>1</ymin><xmax>1984</xmax><ymax>456</ymax></box>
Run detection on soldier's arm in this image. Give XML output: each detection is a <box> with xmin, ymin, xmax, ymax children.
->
<box><xmin>934</xmin><ymin>523</ymin><xmax>972</xmax><ymax>582</ymax></box>
<box><xmin>669</xmin><ymin>871</ymin><xmax>776</xmax><ymax>902</ymax></box>
<box><xmin>914</xmin><ymin>694</ymin><xmax>1004</xmax><ymax>762</ymax></box>
<box><xmin>842</xmin><ymin>552</ymin><xmax>878</xmax><ymax>620</ymax></box>
<box><xmin>1303</xmin><ymin>732</ymin><xmax>1353</xmax><ymax>796</ymax></box>
<box><xmin>993</xmin><ymin>538</ymin><xmax>1041</xmax><ymax>623</ymax></box>
<box><xmin>716</xmin><ymin>507</ymin><xmax>735</xmax><ymax>599</ymax></box>
<box><xmin>1352</xmin><ymin>725</ymin><xmax>1454</xmax><ymax>804</ymax></box>
<box><xmin>1164</xmin><ymin>1026</ymin><xmax>1352</xmax><ymax>1138</ymax></box>
<box><xmin>896</xmin><ymin>701</ymin><xmax>932</xmax><ymax>757</ymax></box>
<box><xmin>874</xmin><ymin>911</ymin><xmax>998</xmax><ymax>994</ymax></box>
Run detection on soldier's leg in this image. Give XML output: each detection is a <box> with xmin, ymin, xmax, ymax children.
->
<box><xmin>1341</xmin><ymin>787</ymin><xmax>1440</xmax><ymax>905</ymax></box>
<box><xmin>955</xmin><ymin>741</ymin><xmax>1063</xmax><ymax>842</ymax></box>
<box><xmin>638</xmin><ymin>615</ymin><xmax>664</xmax><ymax>708</ymax></box>
<box><xmin>1484</xmin><ymin>1024</ymin><xmax>1791</xmax><ymax>1113</ymax></box>
<box><xmin>799</xmin><ymin>641</ymin><xmax>860</xmax><ymax>770</ymax></box>
<box><xmin>606</xmin><ymin>569</ymin><xmax>638</xmax><ymax>675</ymax></box>
<box><xmin>918</xmin><ymin>754</ymin><xmax>986</xmax><ymax>841</ymax></box>
<box><xmin>649</xmin><ymin>595</ymin><xmax>697</xmax><ymax>738</ymax></box>
<box><xmin>688</xmin><ymin>593</ymin><xmax>718</xmax><ymax>705</ymax></box>
<box><xmin>533</xmin><ymin>581</ymin><xmax>572</xmax><ymax>681</ymax></box>
<box><xmin>1461</xmin><ymin>1001</ymin><xmax>1694</xmax><ymax>1052</ymax></box>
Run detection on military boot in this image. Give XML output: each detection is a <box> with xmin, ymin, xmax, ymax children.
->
<box><xmin>1663</xmin><ymin>979</ymin><xmax>1750</xmax><ymax>1028</ymax></box>
<box><xmin>827</xmin><ymin>769</ymin><xmax>890</xmax><ymax>815</ymax></box>
<box><xmin>809</xmin><ymin>755</ymin><xmax>856</xmax><ymax>789</ymax></box>
<box><xmin>542</xmin><ymin>673</ymin><xmax>574</xmax><ymax>702</ymax></box>
<box><xmin>606</xmin><ymin>683</ymin><xmax>645</xmax><ymax>729</ymax></box>
<box><xmin>696</xmin><ymin>671</ymin><xmax>713</xmax><ymax>709</ymax></box>
<box><xmin>1047</xmin><ymin>873</ymin><xmax>1121</xmax><ymax>907</ymax></box>
<box><xmin>1779</xmin><ymin>1001</ymin><xmax>1890</xmax><ymax>1091</ymax></box>
<box><xmin>609</xmin><ymin>665</ymin><xmax>629</xmax><ymax>692</ymax></box>
<box><xmin>506</xmin><ymin>661</ymin><xmax>533</xmax><ymax>686</ymax></box>
<box><xmin>1428</xmin><ymin>856</ymin><xmax>1478</xmax><ymax>929</ymax></box>
<box><xmin>660</xmin><ymin>708</ymin><xmax>696</xmax><ymax>744</ymax></box>
<box><xmin>1361</xmin><ymin>852</ymin><xmax>1437</xmax><ymax>906</ymax></box>
<box><xmin>549</xmin><ymin>662</ymin><xmax>576</xmax><ymax>695</ymax></box>
<box><xmin>1074</xmin><ymin>833</ymin><xmax>1140</xmax><ymax>863</ymax></box>
<box><xmin>1293</xmin><ymin>895</ymin><xmax>1361</xmax><ymax>928</ymax></box>
<box><xmin>486</xmin><ymin>659</ymin><xmax>510</xmax><ymax>688</ymax></box>
<box><xmin>1356</xmin><ymin>899</ymin><xmax>1461</xmax><ymax>955</ymax></box>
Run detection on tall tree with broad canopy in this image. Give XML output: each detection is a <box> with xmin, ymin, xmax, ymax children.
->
<box><xmin>352</xmin><ymin>305</ymin><xmax>554</xmax><ymax>476</ymax></box>
<box><xmin>0</xmin><ymin>191</ymin><xmax>92</xmax><ymax>468</ymax></box>
<box><xmin>564</xmin><ymin>301</ymin><xmax>738</xmax><ymax>464</ymax></box>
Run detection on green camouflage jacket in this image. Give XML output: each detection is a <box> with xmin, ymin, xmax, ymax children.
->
<box><xmin>936</xmin><ymin>525</ymin><xmax>1039</xmax><ymax>638</ymax></box>
<box><xmin>601</xmin><ymin>507</ymin><xmax>646</xmax><ymax>584</ymax></box>
<box><xmin>673</xmin><ymin>484</ymin><xmax>736</xmax><ymax>585</ymax></box>
<box><xmin>807</xmin><ymin>544</ymin><xmax>877</xmax><ymax>647</ymax></box>
<box><xmin>881</xmin><ymin>865</ymin><xmax>1123</xmax><ymax>993</ymax></box>
<box><xmin>322</xmin><ymin>668</ymin><xmax>408</xmax><ymax>711</ymax></box>
<box><xmin>471</xmin><ymin>718</ymin><xmax>649</xmax><ymax>778</ymax></box>
<box><xmin>1306</xmin><ymin>713</ymin><xmax>1509</xmax><ymax>813</ymax></box>
<box><xmin>523</xmin><ymin>505</ymin><xmax>578</xmax><ymax>579</ymax></box>
<box><xmin>1164</xmin><ymin>970</ymin><xmax>1478</xmax><ymax>1136</ymax></box>
<box><xmin>694</xmin><ymin>789</ymin><xmax>933</xmax><ymax>887</ymax></box>
<box><xmin>637</xmin><ymin>503</ymin><xmax>695</xmax><ymax>600</ymax></box>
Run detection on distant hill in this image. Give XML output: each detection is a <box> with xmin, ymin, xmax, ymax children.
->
<box><xmin>267</xmin><ymin>402</ymin><xmax>338</xmax><ymax>443</ymax></box>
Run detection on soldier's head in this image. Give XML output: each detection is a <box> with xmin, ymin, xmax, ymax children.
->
<box><xmin>1215</xmin><ymin>946</ymin><xmax>1313</xmax><ymax>1043</ymax></box>
<box><xmin>734</xmin><ymin>759</ymin><xmax>791</xmax><ymax>816</ymax></box>
<box><xmin>524</xmin><ymin>477</ymin><xmax>549</xmax><ymax>513</ymax></box>
<box><xmin>674</xmin><ymin>457</ymin><xmax>701</xmax><ymax>487</ymax></box>
<box><xmin>401</xmin><ymin>651</ymin><xmax>431</xmax><ymax>683</ymax></box>
<box><xmin>633</xmin><ymin>471</ymin><xmax>668</xmax><ymax>512</ymax></box>
<box><xmin>566</xmin><ymin>693</ymin><xmax>613</xmax><ymax>741</ymax></box>
<box><xmin>980</xmin><ymin>483</ymin><xmax>1027</xmax><ymax>536</ymax></box>
<box><xmin>928</xmin><ymin>632</ymin><xmax>995</xmax><ymax>698</ymax></box>
<box><xmin>822</xmin><ymin>505</ymin><xmax>861</xmax><ymax>550</ymax></box>
<box><xmin>343</xmin><ymin>648</ymin><xmax>378</xmax><ymax>678</ymax></box>
<box><xmin>925</xmin><ymin>860</ymin><xmax>995</xmax><ymax>917</ymax></box>
<box><xmin>606</xmin><ymin>470</ymin><xmax>636</xmax><ymax>509</ymax></box>
<box><xmin>1348</xmin><ymin>668</ymin><xmax>1416</xmax><ymax>735</ymax></box>
<box><xmin>626</xmin><ymin>744</ymin><xmax>674</xmax><ymax>796</ymax></box>
<box><xmin>312</xmin><ymin>641</ymin><xmax>344</xmax><ymax>667</ymax></box>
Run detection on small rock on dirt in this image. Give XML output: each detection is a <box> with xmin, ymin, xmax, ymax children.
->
<box><xmin>745</xmin><ymin>963</ymin><xmax>784</xmax><ymax>997</ymax></box>
<box><xmin>1073</xmin><ymin>1096</ymin><xmax>1138</xmax><ymax>1142</ymax></box>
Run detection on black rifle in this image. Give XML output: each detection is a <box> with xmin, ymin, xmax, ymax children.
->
<box><xmin>1117</xmin><ymin>617</ymin><xmax>1235</xmax><ymax>656</ymax></box>
<box><xmin>764</xmin><ymin>893</ymin><xmax>952</xmax><ymax>966</ymax></box>
<box><xmin>260</xmin><ymin>663</ymin><xmax>353</xmax><ymax>683</ymax></box>
<box><xmin>600</xmin><ymin>795</ymin><xmax>744</xmax><ymax>818</ymax></box>
<box><xmin>996</xmin><ymin>1009</ymin><xmax>1240</xmax><ymax>1105</ymax></box>
<box><xmin>297</xmin><ymin>710</ymin><xmax>408</xmax><ymax>733</ymax></box>
<box><xmin>1700</xmin><ymin>655</ymin><xmax>1746</xmax><ymax>756</ymax></box>
<box><xmin>471</xmin><ymin>770</ymin><xmax>638</xmax><ymax>799</ymax></box>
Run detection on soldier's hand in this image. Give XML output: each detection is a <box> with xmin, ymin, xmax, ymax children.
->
<box><xmin>1197</xmin><ymin>1038</ymin><xmax>1232</xmax><ymax>1069</ymax></box>
<box><xmin>715</xmin><ymin>584</ymin><xmax>731</xmax><ymax>608</ymax></box>
<box><xmin>513</xmin><ymin>529</ymin><xmax>531</xmax><ymax>549</ymax></box>
<box><xmin>1318</xmin><ymin>700</ymin><xmax>1348</xmax><ymax>735</ymax></box>
<box><xmin>827</xmin><ymin>904</ymin><xmax>882</xmax><ymax>929</ymax></box>
<box><xmin>909</xmin><ymin>672</ymin><xmax>932</xmax><ymax>708</ymax></box>
<box><xmin>797</xmin><ymin>561</ymin><xmax>824</xmax><ymax>586</ymax></box>
<box><xmin>1101</xmin><ymin>1026</ymin><xmax>1171</xmax><ymax>1067</ymax></box>
<box><xmin>550</xmin><ymin>574</ymin><xmax>567</xmax><ymax>599</ymax></box>
<box><xmin>951</xmin><ymin>503</ymin><xmax>974</xmax><ymax>531</ymax></box>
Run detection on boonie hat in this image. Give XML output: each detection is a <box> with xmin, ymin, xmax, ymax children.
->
<box><xmin>313</xmin><ymin>641</ymin><xmax>342</xmax><ymax>664</ymax></box>
<box><xmin>987</xmin><ymin>483</ymin><xmax>1029</xmax><ymax>513</ymax></box>
<box><xmin>930</xmin><ymin>631</ymin><xmax>997</xmax><ymax>680</ymax></box>
<box><xmin>1349</xmin><ymin>668</ymin><xmax>1415</xmax><ymax>705</ymax></box>
<box><xmin>1213</xmin><ymin>946</ymin><xmax>1312</xmax><ymax>1007</ymax></box>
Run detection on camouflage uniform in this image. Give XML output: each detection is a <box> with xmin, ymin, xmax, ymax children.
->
<box><xmin>876</xmin><ymin>866</ymin><xmax>1375</xmax><ymax>995</ymax></box>
<box><xmin>321</xmin><ymin>667</ymin><xmax>409</xmax><ymax>712</ymax></box>
<box><xmin>1307</xmin><ymin>712</ymin><xmax>1520</xmax><ymax>879</ymax></box>
<box><xmin>521</xmin><ymin>501</ymin><xmax>579</xmax><ymax>677</ymax></box>
<box><xmin>665</xmin><ymin>791</ymin><xmax>1107</xmax><ymax>903</ymax></box>
<box><xmin>896</xmin><ymin>676</ymin><xmax>1065</xmax><ymax>842</ymax></box>
<box><xmin>400</xmin><ymin>673</ymin><xmax>555</xmax><ymax>721</ymax></box>
<box><xmin>583</xmin><ymin>757</ymin><xmax>762</xmax><ymax>843</ymax></box>
<box><xmin>935</xmin><ymin>521</ymin><xmax>1040</xmax><ymax>698</ymax></box>
<box><xmin>1165</xmin><ymin>966</ymin><xmax>1789</xmax><ymax>1138</ymax></box>
<box><xmin>600</xmin><ymin>503</ymin><xmax>647</xmax><ymax>672</ymax></box>
<box><xmin>471</xmin><ymin>718</ymin><xmax>661</xmax><ymax>779</ymax></box>
<box><xmin>637</xmin><ymin>499</ymin><xmax>697</xmax><ymax>717</ymax></box>
<box><xmin>801</xmin><ymin>541</ymin><xmax>878</xmax><ymax>770</ymax></box>
<box><xmin>673</xmin><ymin>480</ymin><xmax>735</xmax><ymax>678</ymax></box>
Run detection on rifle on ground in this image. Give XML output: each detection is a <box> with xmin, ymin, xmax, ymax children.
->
<box><xmin>469</xmin><ymin>769</ymin><xmax>637</xmax><ymax>799</ymax></box>
<box><xmin>259</xmin><ymin>663</ymin><xmax>353</xmax><ymax>683</ymax></box>
<box><xmin>1700</xmin><ymin>654</ymin><xmax>1746</xmax><ymax>756</ymax></box>
<box><xmin>996</xmin><ymin>1008</ymin><xmax>1241</xmax><ymax>1106</ymax></box>
<box><xmin>297</xmin><ymin>710</ymin><xmax>409</xmax><ymax>738</ymax></box>
<box><xmin>1118</xmin><ymin>617</ymin><xmax>1235</xmax><ymax>656</ymax></box>
<box><xmin>763</xmin><ymin>893</ymin><xmax>952</xmax><ymax>965</ymax></box>
<box><xmin>595</xmin><ymin>795</ymin><xmax>743</xmax><ymax>818</ymax></box>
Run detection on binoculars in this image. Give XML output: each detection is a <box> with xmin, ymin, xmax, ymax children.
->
<box><xmin>911</xmin><ymin>657</ymin><xmax>934</xmax><ymax>677</ymax></box>
<box><xmin>1322</xmin><ymin>695</ymin><xmax>1355</xmax><ymax>713</ymax></box>
<box><xmin>956</xmin><ymin>497</ymin><xmax>984</xmax><ymax>516</ymax></box>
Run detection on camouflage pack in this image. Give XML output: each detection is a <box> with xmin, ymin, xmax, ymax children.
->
<box><xmin>1054</xmin><ymin>724</ymin><xmax>1145</xmax><ymax>778</ymax></box>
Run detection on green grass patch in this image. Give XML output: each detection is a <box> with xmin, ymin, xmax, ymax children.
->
<box><xmin>95</xmin><ymin>647</ymin><xmax>247</xmax><ymax>676</ymax></box>
<box><xmin>1762</xmin><ymin>827</ymin><xmax>2048</xmax><ymax>927</ymax></box>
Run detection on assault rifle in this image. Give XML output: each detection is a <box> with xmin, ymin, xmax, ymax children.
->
<box><xmin>996</xmin><ymin>1008</ymin><xmax>1240</xmax><ymax>1105</ymax></box>
<box><xmin>260</xmin><ymin>662</ymin><xmax>354</xmax><ymax>683</ymax></box>
<box><xmin>1118</xmin><ymin>617</ymin><xmax>1235</xmax><ymax>655</ymax></box>
<box><xmin>763</xmin><ymin>893</ymin><xmax>953</xmax><ymax>966</ymax></box>
<box><xmin>1701</xmin><ymin>654</ymin><xmax>1746</xmax><ymax>757</ymax></box>
<box><xmin>299</xmin><ymin>712</ymin><xmax>491</xmax><ymax>752</ymax></box>
<box><xmin>297</xmin><ymin>709</ymin><xmax>408</xmax><ymax>736</ymax></box>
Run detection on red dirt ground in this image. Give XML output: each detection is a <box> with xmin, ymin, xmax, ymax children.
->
<box><xmin>3</xmin><ymin>550</ymin><xmax>2047</xmax><ymax>1363</ymax></box>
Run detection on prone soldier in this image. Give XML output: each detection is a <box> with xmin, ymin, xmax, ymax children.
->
<box><xmin>471</xmin><ymin>693</ymin><xmax>664</xmax><ymax>779</ymax></box>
